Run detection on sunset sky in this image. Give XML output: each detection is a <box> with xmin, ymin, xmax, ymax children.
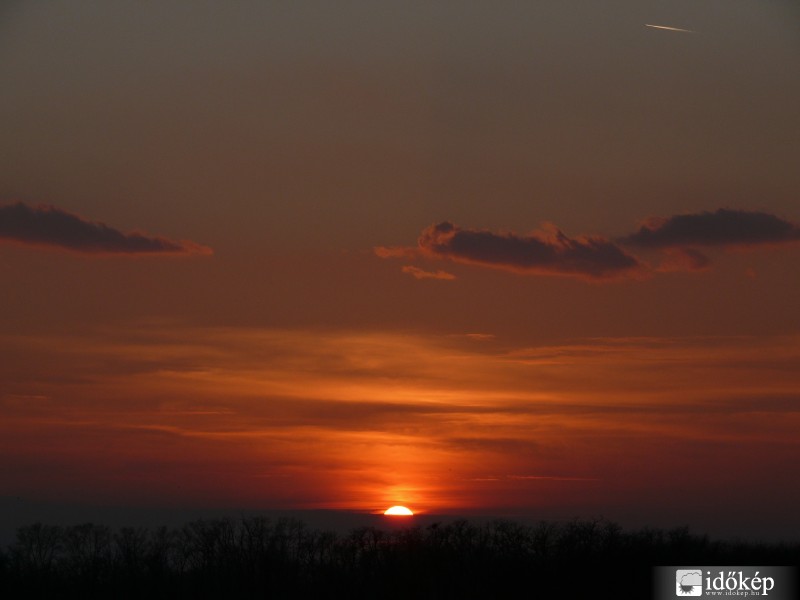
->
<box><xmin>1</xmin><ymin>1</ymin><xmax>799</xmax><ymax>538</ymax></box>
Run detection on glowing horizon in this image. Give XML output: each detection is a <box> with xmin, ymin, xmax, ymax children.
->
<box><xmin>2</xmin><ymin>324</ymin><xmax>799</xmax><ymax>526</ymax></box>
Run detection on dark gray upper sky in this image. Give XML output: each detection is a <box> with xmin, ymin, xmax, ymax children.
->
<box><xmin>2</xmin><ymin>0</ymin><xmax>798</xmax><ymax>248</ymax></box>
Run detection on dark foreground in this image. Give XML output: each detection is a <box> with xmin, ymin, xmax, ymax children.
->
<box><xmin>0</xmin><ymin>517</ymin><xmax>797</xmax><ymax>599</ymax></box>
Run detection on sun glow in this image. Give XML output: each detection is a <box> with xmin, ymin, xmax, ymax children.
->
<box><xmin>384</xmin><ymin>505</ymin><xmax>414</xmax><ymax>516</ymax></box>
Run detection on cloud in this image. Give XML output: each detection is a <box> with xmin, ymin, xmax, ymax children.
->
<box><xmin>508</xmin><ymin>474</ymin><xmax>599</xmax><ymax>481</ymax></box>
<box><xmin>656</xmin><ymin>247</ymin><xmax>711</xmax><ymax>272</ymax></box>
<box><xmin>0</xmin><ymin>202</ymin><xmax>212</xmax><ymax>255</ymax></box>
<box><xmin>463</xmin><ymin>333</ymin><xmax>496</xmax><ymax>341</ymax></box>
<box><xmin>380</xmin><ymin>208</ymin><xmax>799</xmax><ymax>280</ymax></box>
<box><xmin>416</xmin><ymin>221</ymin><xmax>643</xmax><ymax>280</ymax></box>
<box><xmin>401</xmin><ymin>265</ymin><xmax>456</xmax><ymax>280</ymax></box>
<box><xmin>621</xmin><ymin>208</ymin><xmax>800</xmax><ymax>249</ymax></box>
<box><xmin>374</xmin><ymin>245</ymin><xmax>419</xmax><ymax>259</ymax></box>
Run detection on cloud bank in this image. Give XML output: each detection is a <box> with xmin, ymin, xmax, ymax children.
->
<box><xmin>0</xmin><ymin>202</ymin><xmax>212</xmax><ymax>255</ymax></box>
<box><xmin>4</xmin><ymin>326</ymin><xmax>799</xmax><ymax>514</ymax></box>
<box><xmin>416</xmin><ymin>222</ymin><xmax>643</xmax><ymax>280</ymax></box>
<box><xmin>379</xmin><ymin>208</ymin><xmax>799</xmax><ymax>280</ymax></box>
<box><xmin>621</xmin><ymin>208</ymin><xmax>800</xmax><ymax>249</ymax></box>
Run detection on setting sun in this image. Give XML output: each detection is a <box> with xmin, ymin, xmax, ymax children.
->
<box><xmin>384</xmin><ymin>506</ymin><xmax>414</xmax><ymax>516</ymax></box>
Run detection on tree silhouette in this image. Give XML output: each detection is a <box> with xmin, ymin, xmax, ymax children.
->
<box><xmin>1</xmin><ymin>516</ymin><xmax>797</xmax><ymax>599</ymax></box>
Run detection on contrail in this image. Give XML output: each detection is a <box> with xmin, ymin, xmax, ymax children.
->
<box><xmin>645</xmin><ymin>24</ymin><xmax>696</xmax><ymax>33</ymax></box>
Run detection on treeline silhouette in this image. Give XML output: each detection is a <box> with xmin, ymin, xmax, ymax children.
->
<box><xmin>0</xmin><ymin>517</ymin><xmax>797</xmax><ymax>599</ymax></box>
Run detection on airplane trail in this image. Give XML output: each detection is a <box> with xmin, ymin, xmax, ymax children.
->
<box><xmin>645</xmin><ymin>24</ymin><xmax>696</xmax><ymax>33</ymax></box>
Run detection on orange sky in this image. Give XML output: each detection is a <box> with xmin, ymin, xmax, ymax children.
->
<box><xmin>1</xmin><ymin>1</ymin><xmax>799</xmax><ymax>538</ymax></box>
<box><xmin>2</xmin><ymin>325</ymin><xmax>799</xmax><ymax>534</ymax></box>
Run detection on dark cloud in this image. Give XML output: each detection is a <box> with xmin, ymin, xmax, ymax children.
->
<box><xmin>417</xmin><ymin>221</ymin><xmax>643</xmax><ymax>280</ymax></box>
<box><xmin>621</xmin><ymin>208</ymin><xmax>800</xmax><ymax>249</ymax></box>
<box><xmin>379</xmin><ymin>209</ymin><xmax>799</xmax><ymax>279</ymax></box>
<box><xmin>0</xmin><ymin>202</ymin><xmax>212</xmax><ymax>255</ymax></box>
